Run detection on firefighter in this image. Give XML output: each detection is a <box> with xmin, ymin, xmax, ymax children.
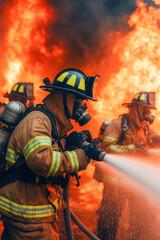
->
<box><xmin>0</xmin><ymin>82</ymin><xmax>35</xmax><ymax>117</ymax></box>
<box><xmin>3</xmin><ymin>82</ymin><xmax>35</xmax><ymax>108</ymax></box>
<box><xmin>95</xmin><ymin>92</ymin><xmax>159</xmax><ymax>240</ymax></box>
<box><xmin>0</xmin><ymin>68</ymin><xmax>105</xmax><ymax>240</ymax></box>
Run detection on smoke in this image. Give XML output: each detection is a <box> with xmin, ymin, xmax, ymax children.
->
<box><xmin>47</xmin><ymin>0</ymin><xmax>137</xmax><ymax>69</ymax></box>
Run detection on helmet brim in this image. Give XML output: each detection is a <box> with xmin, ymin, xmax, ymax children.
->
<box><xmin>40</xmin><ymin>85</ymin><xmax>98</xmax><ymax>101</ymax></box>
<box><xmin>3</xmin><ymin>92</ymin><xmax>35</xmax><ymax>100</ymax></box>
<box><xmin>122</xmin><ymin>102</ymin><xmax>157</xmax><ymax>109</ymax></box>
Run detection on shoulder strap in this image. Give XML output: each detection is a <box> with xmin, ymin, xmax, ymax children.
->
<box><xmin>21</xmin><ymin>104</ymin><xmax>58</xmax><ymax>140</ymax></box>
<box><xmin>117</xmin><ymin>115</ymin><xmax>129</xmax><ymax>145</ymax></box>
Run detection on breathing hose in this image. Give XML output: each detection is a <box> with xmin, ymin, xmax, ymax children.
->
<box><xmin>63</xmin><ymin>173</ymin><xmax>100</xmax><ymax>240</ymax></box>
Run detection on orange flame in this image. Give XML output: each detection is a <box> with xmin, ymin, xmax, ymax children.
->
<box><xmin>91</xmin><ymin>0</ymin><xmax>160</xmax><ymax>134</ymax></box>
<box><xmin>1</xmin><ymin>0</ymin><xmax>61</xmax><ymax>103</ymax></box>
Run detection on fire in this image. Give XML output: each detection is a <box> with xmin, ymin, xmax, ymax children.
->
<box><xmin>1</xmin><ymin>0</ymin><xmax>160</xmax><ymax>136</ymax></box>
<box><xmin>1</xmin><ymin>0</ymin><xmax>57</xmax><ymax>103</ymax></box>
<box><xmin>91</xmin><ymin>0</ymin><xmax>160</xmax><ymax>133</ymax></box>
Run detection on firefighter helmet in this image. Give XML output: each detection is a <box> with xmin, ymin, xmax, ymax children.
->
<box><xmin>40</xmin><ymin>68</ymin><xmax>99</xmax><ymax>101</ymax></box>
<box><xmin>4</xmin><ymin>82</ymin><xmax>35</xmax><ymax>100</ymax></box>
<box><xmin>122</xmin><ymin>92</ymin><xmax>156</xmax><ymax>109</ymax></box>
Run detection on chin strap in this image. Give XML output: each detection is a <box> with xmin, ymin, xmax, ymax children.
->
<box><xmin>63</xmin><ymin>93</ymin><xmax>70</xmax><ymax>120</ymax></box>
<box><xmin>136</xmin><ymin>104</ymin><xmax>143</xmax><ymax>123</ymax></box>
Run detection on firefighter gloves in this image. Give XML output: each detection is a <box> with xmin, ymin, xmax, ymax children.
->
<box><xmin>82</xmin><ymin>144</ymin><xmax>106</xmax><ymax>161</ymax></box>
<box><xmin>66</xmin><ymin>131</ymin><xmax>85</xmax><ymax>150</ymax></box>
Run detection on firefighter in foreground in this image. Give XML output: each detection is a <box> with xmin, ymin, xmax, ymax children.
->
<box><xmin>0</xmin><ymin>68</ymin><xmax>105</xmax><ymax>240</ymax></box>
<box><xmin>0</xmin><ymin>82</ymin><xmax>35</xmax><ymax>116</ymax></box>
<box><xmin>95</xmin><ymin>91</ymin><xmax>159</xmax><ymax>240</ymax></box>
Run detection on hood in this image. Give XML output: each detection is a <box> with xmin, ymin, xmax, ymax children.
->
<box><xmin>128</xmin><ymin>104</ymin><xmax>142</xmax><ymax>130</ymax></box>
<box><xmin>42</xmin><ymin>92</ymin><xmax>75</xmax><ymax>136</ymax></box>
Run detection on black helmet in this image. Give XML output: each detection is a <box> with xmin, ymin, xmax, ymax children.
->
<box><xmin>40</xmin><ymin>68</ymin><xmax>99</xmax><ymax>101</ymax></box>
<box><xmin>122</xmin><ymin>92</ymin><xmax>156</xmax><ymax>109</ymax></box>
<box><xmin>4</xmin><ymin>82</ymin><xmax>35</xmax><ymax>100</ymax></box>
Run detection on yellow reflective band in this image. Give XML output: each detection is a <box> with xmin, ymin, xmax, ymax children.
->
<box><xmin>0</xmin><ymin>196</ymin><xmax>56</xmax><ymax>218</ymax></box>
<box><xmin>128</xmin><ymin>144</ymin><xmax>135</xmax><ymax>150</ymax></box>
<box><xmin>134</xmin><ymin>93</ymin><xmax>140</xmax><ymax>99</ymax></box>
<box><xmin>12</xmin><ymin>84</ymin><xmax>19</xmax><ymax>91</ymax></box>
<box><xmin>139</xmin><ymin>94</ymin><xmax>146</xmax><ymax>101</ymax></box>
<box><xmin>47</xmin><ymin>151</ymin><xmax>61</xmax><ymax>177</ymax></box>
<box><xmin>23</xmin><ymin>136</ymin><xmax>52</xmax><ymax>161</ymax></box>
<box><xmin>78</xmin><ymin>78</ymin><xmax>85</xmax><ymax>91</ymax></box>
<box><xmin>103</xmin><ymin>136</ymin><xmax>117</xmax><ymax>144</ymax></box>
<box><xmin>57</xmin><ymin>72</ymin><xmax>69</xmax><ymax>82</ymax></box>
<box><xmin>66</xmin><ymin>151</ymin><xmax>79</xmax><ymax>172</ymax></box>
<box><xmin>18</xmin><ymin>85</ymin><xmax>24</xmax><ymax>93</ymax></box>
<box><xmin>66</xmin><ymin>75</ymin><xmax>76</xmax><ymax>87</ymax></box>
<box><xmin>110</xmin><ymin>145</ymin><xmax>125</xmax><ymax>153</ymax></box>
<box><xmin>5</xmin><ymin>148</ymin><xmax>20</xmax><ymax>165</ymax></box>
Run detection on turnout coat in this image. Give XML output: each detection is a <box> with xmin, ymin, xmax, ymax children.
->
<box><xmin>0</xmin><ymin>93</ymin><xmax>89</xmax><ymax>224</ymax></box>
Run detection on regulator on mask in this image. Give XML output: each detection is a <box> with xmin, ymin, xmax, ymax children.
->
<box><xmin>72</xmin><ymin>99</ymin><xmax>91</xmax><ymax>126</ymax></box>
<box><xmin>144</xmin><ymin>113</ymin><xmax>155</xmax><ymax>124</ymax></box>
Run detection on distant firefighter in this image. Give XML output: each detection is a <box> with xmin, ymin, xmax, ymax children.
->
<box><xmin>95</xmin><ymin>92</ymin><xmax>160</xmax><ymax>240</ymax></box>
<box><xmin>3</xmin><ymin>82</ymin><xmax>35</xmax><ymax>108</ymax></box>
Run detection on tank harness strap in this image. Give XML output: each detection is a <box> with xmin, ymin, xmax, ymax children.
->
<box><xmin>0</xmin><ymin>104</ymin><xmax>59</xmax><ymax>188</ymax></box>
<box><xmin>117</xmin><ymin>115</ymin><xmax>129</xmax><ymax>145</ymax></box>
<box><xmin>20</xmin><ymin>104</ymin><xmax>58</xmax><ymax>140</ymax></box>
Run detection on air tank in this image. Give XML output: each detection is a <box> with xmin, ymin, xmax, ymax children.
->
<box><xmin>98</xmin><ymin>120</ymin><xmax>111</xmax><ymax>142</ymax></box>
<box><xmin>0</xmin><ymin>101</ymin><xmax>25</xmax><ymax>156</ymax></box>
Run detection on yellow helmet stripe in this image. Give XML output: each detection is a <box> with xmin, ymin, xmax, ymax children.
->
<box><xmin>0</xmin><ymin>196</ymin><xmax>56</xmax><ymax>218</ymax></box>
<box><xmin>78</xmin><ymin>77</ymin><xmax>85</xmax><ymax>91</ymax></box>
<box><xmin>18</xmin><ymin>85</ymin><xmax>24</xmax><ymax>93</ymax></box>
<box><xmin>47</xmin><ymin>151</ymin><xmax>61</xmax><ymax>177</ymax></box>
<box><xmin>139</xmin><ymin>94</ymin><xmax>146</xmax><ymax>101</ymax></box>
<box><xmin>12</xmin><ymin>84</ymin><xmax>19</xmax><ymax>91</ymax></box>
<box><xmin>134</xmin><ymin>93</ymin><xmax>140</xmax><ymax>99</ymax></box>
<box><xmin>57</xmin><ymin>72</ymin><xmax>69</xmax><ymax>82</ymax></box>
<box><xmin>66</xmin><ymin>75</ymin><xmax>76</xmax><ymax>87</ymax></box>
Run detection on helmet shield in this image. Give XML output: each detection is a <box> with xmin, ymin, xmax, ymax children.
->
<box><xmin>40</xmin><ymin>68</ymin><xmax>99</xmax><ymax>101</ymax></box>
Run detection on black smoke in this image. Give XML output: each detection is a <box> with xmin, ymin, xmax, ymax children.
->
<box><xmin>46</xmin><ymin>0</ymin><xmax>137</xmax><ymax>68</ymax></box>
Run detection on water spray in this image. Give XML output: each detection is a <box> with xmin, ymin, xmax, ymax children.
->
<box><xmin>102</xmin><ymin>153</ymin><xmax>160</xmax><ymax>202</ymax></box>
<box><xmin>148</xmin><ymin>148</ymin><xmax>160</xmax><ymax>156</ymax></box>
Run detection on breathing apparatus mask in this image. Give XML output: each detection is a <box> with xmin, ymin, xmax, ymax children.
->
<box><xmin>123</xmin><ymin>92</ymin><xmax>156</xmax><ymax>125</ymax></box>
<box><xmin>72</xmin><ymin>98</ymin><xmax>91</xmax><ymax>126</ymax></box>
<box><xmin>143</xmin><ymin>108</ymin><xmax>155</xmax><ymax>124</ymax></box>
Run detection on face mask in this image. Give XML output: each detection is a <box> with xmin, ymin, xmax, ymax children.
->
<box><xmin>143</xmin><ymin>107</ymin><xmax>155</xmax><ymax>124</ymax></box>
<box><xmin>72</xmin><ymin>99</ymin><xmax>91</xmax><ymax>126</ymax></box>
<box><xmin>144</xmin><ymin>113</ymin><xmax>155</xmax><ymax>124</ymax></box>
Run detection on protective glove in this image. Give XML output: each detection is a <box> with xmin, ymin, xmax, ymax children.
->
<box><xmin>66</xmin><ymin>131</ymin><xmax>85</xmax><ymax>150</ymax></box>
<box><xmin>82</xmin><ymin>143</ymin><xmax>106</xmax><ymax>161</ymax></box>
<box><xmin>80</xmin><ymin>130</ymin><xmax>92</xmax><ymax>143</ymax></box>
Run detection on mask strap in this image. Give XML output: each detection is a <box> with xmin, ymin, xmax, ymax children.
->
<box><xmin>63</xmin><ymin>93</ymin><xmax>70</xmax><ymax>119</ymax></box>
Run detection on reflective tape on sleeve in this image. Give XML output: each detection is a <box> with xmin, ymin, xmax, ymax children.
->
<box><xmin>47</xmin><ymin>151</ymin><xmax>61</xmax><ymax>177</ymax></box>
<box><xmin>23</xmin><ymin>136</ymin><xmax>52</xmax><ymax>161</ymax></box>
<box><xmin>66</xmin><ymin>151</ymin><xmax>79</xmax><ymax>172</ymax></box>
<box><xmin>103</xmin><ymin>136</ymin><xmax>117</xmax><ymax>144</ymax></box>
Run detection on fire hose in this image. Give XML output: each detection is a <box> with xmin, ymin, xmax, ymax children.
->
<box><xmin>63</xmin><ymin>173</ymin><xmax>100</xmax><ymax>240</ymax></box>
